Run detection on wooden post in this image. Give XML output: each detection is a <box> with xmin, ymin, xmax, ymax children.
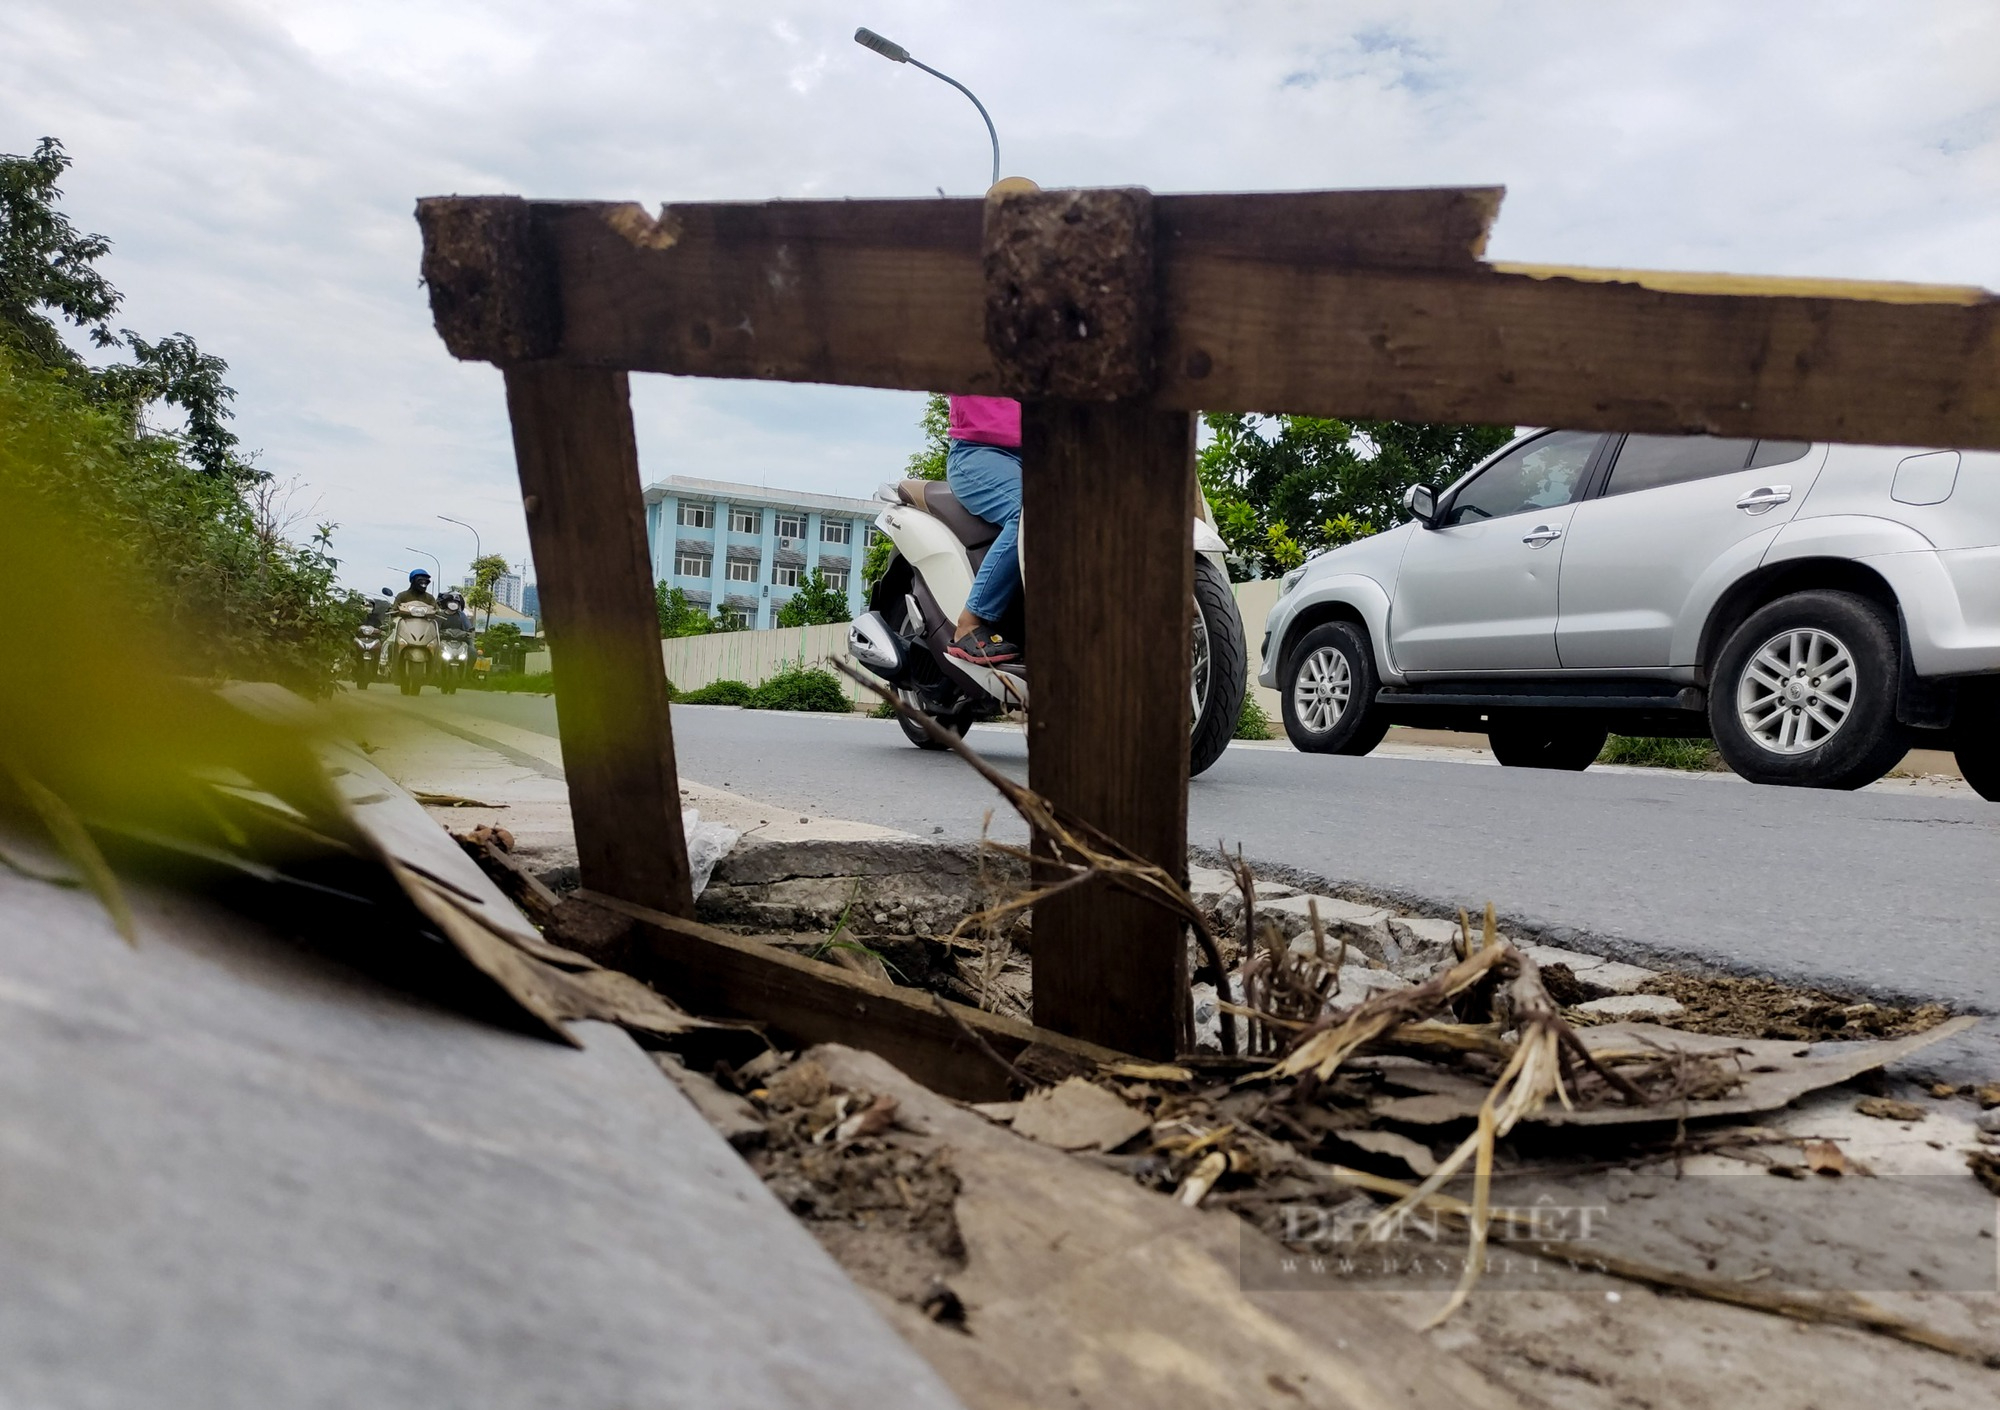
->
<box><xmin>503</xmin><ymin>363</ymin><xmax>695</xmax><ymax>917</ymax></box>
<box><xmin>1021</xmin><ymin>402</ymin><xmax>1196</xmax><ymax>1057</ymax></box>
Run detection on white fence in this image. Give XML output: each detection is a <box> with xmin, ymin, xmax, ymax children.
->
<box><xmin>652</xmin><ymin>580</ymin><xmax>1286</xmax><ymax>716</ymax></box>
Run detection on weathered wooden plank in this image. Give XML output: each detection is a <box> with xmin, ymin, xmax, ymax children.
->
<box><xmin>417</xmin><ymin>188</ymin><xmax>2000</xmax><ymax>449</ymax></box>
<box><xmin>1152</xmin><ymin>257</ymin><xmax>2000</xmax><ymax>448</ymax></box>
<box><xmin>536</xmin><ymin>198</ymin><xmax>1001</xmax><ymax>393</ymax></box>
<box><xmin>574</xmin><ymin>891</ymin><xmax>1130</xmax><ymax>1103</ymax></box>
<box><xmin>502</xmin><ymin>364</ymin><xmax>695</xmax><ymax>917</ymax></box>
<box><xmin>1021</xmin><ymin>402</ymin><xmax>1195</xmax><ymax>1058</ymax></box>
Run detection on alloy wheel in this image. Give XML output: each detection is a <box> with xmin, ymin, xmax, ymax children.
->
<box><xmin>1190</xmin><ymin>605</ymin><xmax>1213</xmax><ymax>726</ymax></box>
<box><xmin>1291</xmin><ymin>645</ymin><xmax>1351</xmax><ymax>734</ymax></box>
<box><xmin>1736</xmin><ymin>627</ymin><xmax>1856</xmax><ymax>755</ymax></box>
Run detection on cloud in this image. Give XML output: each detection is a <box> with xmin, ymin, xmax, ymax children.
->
<box><xmin>4</xmin><ymin>0</ymin><xmax>1996</xmax><ymax>591</ymax></box>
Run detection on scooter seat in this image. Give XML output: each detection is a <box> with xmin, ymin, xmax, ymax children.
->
<box><xmin>897</xmin><ymin>480</ymin><xmax>1002</xmax><ymax>549</ymax></box>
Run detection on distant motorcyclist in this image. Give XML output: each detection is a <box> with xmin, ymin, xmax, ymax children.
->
<box><xmin>438</xmin><ymin>589</ymin><xmax>472</xmax><ymax>633</ymax></box>
<box><xmin>395</xmin><ymin>569</ymin><xmax>438</xmax><ymax>607</ymax></box>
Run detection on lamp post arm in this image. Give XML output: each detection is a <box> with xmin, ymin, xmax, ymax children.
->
<box><xmin>906</xmin><ymin>59</ymin><xmax>1000</xmax><ymax>189</ymax></box>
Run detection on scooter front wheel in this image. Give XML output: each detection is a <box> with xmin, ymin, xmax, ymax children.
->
<box><xmin>895</xmin><ymin>693</ymin><xmax>971</xmax><ymax>750</ymax></box>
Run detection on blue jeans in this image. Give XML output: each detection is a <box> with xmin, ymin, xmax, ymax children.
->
<box><xmin>946</xmin><ymin>440</ymin><xmax>1022</xmax><ymax>626</ymax></box>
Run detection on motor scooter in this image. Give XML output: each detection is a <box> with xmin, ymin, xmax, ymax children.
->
<box><xmin>351</xmin><ymin>589</ymin><xmax>392</xmax><ymax>689</ymax></box>
<box><xmin>387</xmin><ymin>600</ymin><xmax>442</xmax><ymax>695</ymax></box>
<box><xmin>847</xmin><ymin>479</ymin><xmax>1247</xmax><ymax>776</ymax></box>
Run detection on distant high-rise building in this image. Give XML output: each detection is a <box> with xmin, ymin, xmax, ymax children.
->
<box><xmin>493</xmin><ymin>572</ymin><xmax>524</xmax><ymax>612</ymax></box>
<box><xmin>521</xmin><ymin>582</ymin><xmax>539</xmax><ymax>619</ymax></box>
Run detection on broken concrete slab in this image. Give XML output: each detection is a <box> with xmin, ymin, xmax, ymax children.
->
<box><xmin>1519</xmin><ymin>940</ymin><xmax>1660</xmax><ymax>996</ymax></box>
<box><xmin>0</xmin><ymin>855</ymin><xmax>964</xmax><ymax>1410</ymax></box>
<box><xmin>1575</xmin><ymin>992</ymin><xmax>1687</xmax><ymax>1021</ymax></box>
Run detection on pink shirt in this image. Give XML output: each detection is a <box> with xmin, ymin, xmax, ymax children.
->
<box><xmin>947</xmin><ymin>395</ymin><xmax>1021</xmax><ymax>449</ymax></box>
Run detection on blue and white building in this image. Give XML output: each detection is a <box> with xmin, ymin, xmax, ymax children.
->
<box><xmin>642</xmin><ymin>476</ymin><xmax>883</xmax><ymax>630</ymax></box>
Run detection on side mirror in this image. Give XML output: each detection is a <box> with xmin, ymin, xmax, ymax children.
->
<box><xmin>1403</xmin><ymin>484</ymin><xmax>1439</xmax><ymax>527</ymax></box>
<box><xmin>380</xmin><ymin>588</ymin><xmax>394</xmax><ymax>597</ymax></box>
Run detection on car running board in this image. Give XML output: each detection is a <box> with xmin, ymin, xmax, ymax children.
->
<box><xmin>1377</xmin><ymin>686</ymin><xmax>1705</xmax><ymax>712</ymax></box>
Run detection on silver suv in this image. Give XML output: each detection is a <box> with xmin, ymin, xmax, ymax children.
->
<box><xmin>1260</xmin><ymin>429</ymin><xmax>2000</xmax><ymax>796</ymax></box>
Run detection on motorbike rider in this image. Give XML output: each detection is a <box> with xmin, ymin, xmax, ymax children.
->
<box><xmin>943</xmin><ymin>180</ymin><xmax>1040</xmax><ymax>669</ymax></box>
<box><xmin>438</xmin><ymin>589</ymin><xmax>472</xmax><ymax>633</ymax></box>
<box><xmin>395</xmin><ymin>569</ymin><xmax>438</xmax><ymax>608</ymax></box>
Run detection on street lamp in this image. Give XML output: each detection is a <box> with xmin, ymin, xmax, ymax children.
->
<box><xmin>403</xmin><ymin>548</ymin><xmax>442</xmax><ymax>585</ymax></box>
<box><xmin>438</xmin><ymin>515</ymin><xmax>481</xmax><ymax>584</ymax></box>
<box><xmin>854</xmin><ymin>27</ymin><xmax>999</xmax><ymax>189</ymax></box>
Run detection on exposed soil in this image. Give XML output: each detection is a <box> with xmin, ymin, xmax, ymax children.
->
<box><xmin>745</xmin><ymin>1057</ymin><xmax>968</xmax><ymax>1320</ymax></box>
<box><xmin>1637</xmin><ymin>972</ymin><xmax>1953</xmax><ymax>1042</ymax></box>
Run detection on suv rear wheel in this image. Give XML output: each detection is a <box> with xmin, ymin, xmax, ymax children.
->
<box><xmin>1709</xmin><ymin>590</ymin><xmax>1907</xmax><ymax>789</ymax></box>
<box><xmin>1280</xmin><ymin>622</ymin><xmax>1390</xmax><ymax>755</ymax></box>
<box><xmin>1487</xmin><ymin>716</ymin><xmax>1606</xmax><ymax>770</ymax></box>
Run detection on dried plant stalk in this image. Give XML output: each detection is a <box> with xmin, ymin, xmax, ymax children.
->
<box><xmin>836</xmin><ymin>662</ymin><xmax>1237</xmax><ymax>1055</ymax></box>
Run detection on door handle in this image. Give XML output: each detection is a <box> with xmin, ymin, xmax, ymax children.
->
<box><xmin>1521</xmin><ymin>525</ymin><xmax>1563</xmax><ymax>547</ymax></box>
<box><xmin>1736</xmin><ymin>485</ymin><xmax>1791</xmax><ymax>514</ymax></box>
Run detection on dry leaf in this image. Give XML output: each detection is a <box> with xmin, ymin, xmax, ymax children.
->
<box><xmin>1855</xmin><ymin>1096</ymin><xmax>1927</xmax><ymax>1122</ymax></box>
<box><xmin>836</xmin><ymin>1093</ymin><xmax>900</xmax><ymax>1145</ymax></box>
<box><xmin>1975</xmin><ymin>1083</ymin><xmax>2000</xmax><ymax>1110</ymax></box>
<box><xmin>1010</xmin><ymin>1077</ymin><xmax>1151</xmax><ymax>1152</ymax></box>
<box><xmin>1968</xmin><ymin>1149</ymin><xmax>2000</xmax><ymax>1196</ymax></box>
<box><xmin>1803</xmin><ymin>1139</ymin><xmax>1846</xmax><ymax>1177</ymax></box>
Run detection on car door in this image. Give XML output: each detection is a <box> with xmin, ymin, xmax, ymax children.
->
<box><xmin>1388</xmin><ymin>430</ymin><xmax>1604</xmax><ymax>673</ymax></box>
<box><xmin>1555</xmin><ymin>436</ymin><xmax>1826</xmax><ymax>668</ymax></box>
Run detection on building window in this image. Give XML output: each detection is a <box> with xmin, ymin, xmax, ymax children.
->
<box><xmin>820</xmin><ymin>568</ymin><xmax>849</xmax><ymax>592</ymax></box>
<box><xmin>729</xmin><ymin>507</ymin><xmax>761</xmax><ymax>535</ymax></box>
<box><xmin>726</xmin><ymin>560</ymin><xmax>758</xmax><ymax>582</ymax></box>
<box><xmin>677</xmin><ymin>502</ymin><xmax>713</xmax><ymax>528</ymax></box>
<box><xmin>775</xmin><ymin>512</ymin><xmax>806</xmax><ymax>539</ymax></box>
<box><xmin>675</xmin><ymin>553</ymin><xmax>710</xmax><ymax>578</ymax></box>
<box><xmin>718</xmin><ymin>608</ymin><xmax>751</xmax><ymax>629</ymax></box>
<box><xmin>865</xmin><ymin>525</ymin><xmax>885</xmax><ymax>548</ymax></box>
<box><xmin>821</xmin><ymin>519</ymin><xmax>851</xmax><ymax>545</ymax></box>
<box><xmin>771</xmin><ymin>563</ymin><xmax>801</xmax><ymax>588</ymax></box>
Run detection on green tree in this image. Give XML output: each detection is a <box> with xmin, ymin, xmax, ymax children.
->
<box><xmin>906</xmin><ymin>392</ymin><xmax>950</xmax><ymax>480</ymax></box>
<box><xmin>775</xmin><ymin>568</ymin><xmax>852</xmax><ymax>627</ymax></box>
<box><xmin>465</xmin><ymin>552</ymin><xmax>510</xmax><ymax>629</ymax></box>
<box><xmin>655</xmin><ymin>581</ymin><xmax>724</xmax><ymax>637</ymax></box>
<box><xmin>1198</xmin><ymin>414</ymin><xmax>1513</xmax><ymax>580</ymax></box>
<box><xmin>0</xmin><ymin>137</ymin><xmax>358</xmax><ymax>692</ymax></box>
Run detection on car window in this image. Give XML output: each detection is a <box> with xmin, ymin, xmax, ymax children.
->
<box><xmin>1445</xmin><ymin>431</ymin><xmax>1598</xmax><ymax>526</ymax></box>
<box><xmin>1605</xmin><ymin>435</ymin><xmax>1756</xmax><ymax>496</ymax></box>
<box><xmin>1749</xmin><ymin>439</ymin><xmax>1811</xmax><ymax>469</ymax></box>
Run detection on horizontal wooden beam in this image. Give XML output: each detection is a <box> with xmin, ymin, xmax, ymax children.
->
<box><xmin>416</xmin><ymin>188</ymin><xmax>2000</xmax><ymax>449</ymax></box>
<box><xmin>575</xmin><ymin>890</ymin><xmax>1130</xmax><ymax>1102</ymax></box>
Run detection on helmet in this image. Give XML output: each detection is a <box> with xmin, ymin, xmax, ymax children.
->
<box><xmin>440</xmin><ymin>591</ymin><xmax>465</xmax><ymax>610</ymax></box>
<box><xmin>409</xmin><ymin>568</ymin><xmax>431</xmax><ymax>582</ymax></box>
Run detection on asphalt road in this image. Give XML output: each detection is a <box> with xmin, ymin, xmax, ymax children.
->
<box><xmin>409</xmin><ymin>692</ymin><xmax>2000</xmax><ymax>1072</ymax></box>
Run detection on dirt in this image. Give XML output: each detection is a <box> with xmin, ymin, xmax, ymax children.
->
<box><xmin>1637</xmin><ymin>971</ymin><xmax>1953</xmax><ymax>1041</ymax></box>
<box><xmin>744</xmin><ymin>1058</ymin><xmax>968</xmax><ymax>1317</ymax></box>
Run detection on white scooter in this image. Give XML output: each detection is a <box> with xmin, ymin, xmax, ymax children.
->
<box><xmin>848</xmin><ymin>478</ymin><xmax>1247</xmax><ymax>777</ymax></box>
<box><xmin>386</xmin><ymin>600</ymin><xmax>442</xmax><ymax>696</ymax></box>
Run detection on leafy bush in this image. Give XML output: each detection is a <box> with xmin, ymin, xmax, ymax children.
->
<box><xmin>1597</xmin><ymin>735</ymin><xmax>1725</xmax><ymax>771</ymax></box>
<box><xmin>748</xmin><ymin>663</ymin><xmax>850</xmax><ymax>712</ymax></box>
<box><xmin>1235</xmin><ymin>694</ymin><xmax>1274</xmax><ymax>740</ymax></box>
<box><xmin>678</xmin><ymin>678</ymin><xmax>754</xmax><ymax>706</ymax></box>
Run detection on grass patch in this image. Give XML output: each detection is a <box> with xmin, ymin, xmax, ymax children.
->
<box><xmin>1235</xmin><ymin>694</ymin><xmax>1274</xmax><ymax>740</ymax></box>
<box><xmin>473</xmin><ymin>672</ymin><xmax>557</xmax><ymax>695</ymax></box>
<box><xmin>1597</xmin><ymin>735</ymin><xmax>1725</xmax><ymax>771</ymax></box>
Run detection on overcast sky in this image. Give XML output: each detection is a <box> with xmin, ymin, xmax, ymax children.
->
<box><xmin>7</xmin><ymin>1</ymin><xmax>1997</xmax><ymax>592</ymax></box>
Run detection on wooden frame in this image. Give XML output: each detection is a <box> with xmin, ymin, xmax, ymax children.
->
<box><xmin>417</xmin><ymin>183</ymin><xmax>1998</xmax><ymax>1058</ymax></box>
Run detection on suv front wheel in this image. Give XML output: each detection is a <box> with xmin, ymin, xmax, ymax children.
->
<box><xmin>1281</xmin><ymin>622</ymin><xmax>1390</xmax><ymax>755</ymax></box>
<box><xmin>1709</xmin><ymin>590</ymin><xmax>1907</xmax><ymax>789</ymax></box>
